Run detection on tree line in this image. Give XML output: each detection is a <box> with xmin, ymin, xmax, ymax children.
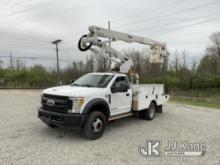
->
<box><xmin>0</xmin><ymin>32</ymin><xmax>219</xmax><ymax>90</ymax></box>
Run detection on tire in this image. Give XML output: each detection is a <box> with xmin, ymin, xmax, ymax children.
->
<box><xmin>83</xmin><ymin>111</ymin><xmax>106</xmax><ymax>140</ymax></box>
<box><xmin>78</xmin><ymin>34</ymin><xmax>92</xmax><ymax>51</ymax></box>
<box><xmin>156</xmin><ymin>105</ymin><xmax>163</xmax><ymax>113</ymax></box>
<box><xmin>139</xmin><ymin>102</ymin><xmax>156</xmax><ymax>120</ymax></box>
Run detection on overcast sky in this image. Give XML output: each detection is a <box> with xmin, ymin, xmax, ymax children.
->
<box><xmin>0</xmin><ymin>0</ymin><xmax>220</xmax><ymax>68</ymax></box>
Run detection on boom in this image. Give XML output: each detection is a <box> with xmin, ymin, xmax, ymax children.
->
<box><xmin>89</xmin><ymin>26</ymin><xmax>165</xmax><ymax>46</ymax></box>
<box><xmin>78</xmin><ymin>25</ymin><xmax>167</xmax><ymax>73</ymax></box>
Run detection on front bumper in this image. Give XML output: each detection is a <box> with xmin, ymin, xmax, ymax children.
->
<box><xmin>38</xmin><ymin>107</ymin><xmax>86</xmax><ymax>129</ymax></box>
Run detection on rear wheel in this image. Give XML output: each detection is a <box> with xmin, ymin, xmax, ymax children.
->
<box><xmin>83</xmin><ymin>111</ymin><xmax>106</xmax><ymax>140</ymax></box>
<box><xmin>139</xmin><ymin>102</ymin><xmax>156</xmax><ymax>120</ymax></box>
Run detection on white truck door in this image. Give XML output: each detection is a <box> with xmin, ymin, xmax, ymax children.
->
<box><xmin>110</xmin><ymin>76</ymin><xmax>132</xmax><ymax>115</ymax></box>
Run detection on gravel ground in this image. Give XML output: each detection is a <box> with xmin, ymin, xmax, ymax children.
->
<box><xmin>0</xmin><ymin>90</ymin><xmax>219</xmax><ymax>165</ymax></box>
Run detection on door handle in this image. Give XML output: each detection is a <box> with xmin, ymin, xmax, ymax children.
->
<box><xmin>126</xmin><ymin>93</ymin><xmax>130</xmax><ymax>96</ymax></box>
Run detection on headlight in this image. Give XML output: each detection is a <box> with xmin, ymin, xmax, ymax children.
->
<box><xmin>68</xmin><ymin>97</ymin><xmax>84</xmax><ymax>113</ymax></box>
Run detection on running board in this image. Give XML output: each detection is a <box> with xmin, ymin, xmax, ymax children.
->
<box><xmin>108</xmin><ymin>112</ymin><xmax>133</xmax><ymax>121</ymax></box>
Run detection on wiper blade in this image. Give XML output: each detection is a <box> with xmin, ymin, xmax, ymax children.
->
<box><xmin>72</xmin><ymin>83</ymin><xmax>96</xmax><ymax>87</ymax></box>
<box><xmin>81</xmin><ymin>84</ymin><xmax>95</xmax><ymax>87</ymax></box>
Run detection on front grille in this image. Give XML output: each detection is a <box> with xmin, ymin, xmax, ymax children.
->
<box><xmin>41</xmin><ymin>94</ymin><xmax>72</xmax><ymax>113</ymax></box>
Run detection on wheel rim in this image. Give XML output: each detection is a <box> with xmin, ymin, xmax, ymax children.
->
<box><xmin>92</xmin><ymin>118</ymin><xmax>103</xmax><ymax>133</ymax></box>
<box><xmin>149</xmin><ymin>104</ymin><xmax>155</xmax><ymax>118</ymax></box>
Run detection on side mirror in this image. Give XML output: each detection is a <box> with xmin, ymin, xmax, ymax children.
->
<box><xmin>70</xmin><ymin>79</ymin><xmax>74</xmax><ymax>84</ymax></box>
<box><xmin>111</xmin><ymin>84</ymin><xmax>118</xmax><ymax>93</ymax></box>
<box><xmin>111</xmin><ymin>82</ymin><xmax>129</xmax><ymax>93</ymax></box>
<box><xmin>119</xmin><ymin>83</ymin><xmax>129</xmax><ymax>92</ymax></box>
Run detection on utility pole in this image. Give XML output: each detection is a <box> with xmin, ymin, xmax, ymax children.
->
<box><xmin>52</xmin><ymin>39</ymin><xmax>62</xmax><ymax>85</ymax></box>
<box><xmin>108</xmin><ymin>21</ymin><xmax>111</xmax><ymax>69</ymax></box>
<box><xmin>108</xmin><ymin>21</ymin><xmax>111</xmax><ymax>48</ymax></box>
<box><xmin>9</xmin><ymin>52</ymin><xmax>13</xmax><ymax>69</ymax></box>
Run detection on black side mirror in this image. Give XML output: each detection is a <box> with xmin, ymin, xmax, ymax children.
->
<box><xmin>70</xmin><ymin>79</ymin><xmax>74</xmax><ymax>84</ymax></box>
<box><xmin>119</xmin><ymin>83</ymin><xmax>129</xmax><ymax>92</ymax></box>
<box><xmin>111</xmin><ymin>82</ymin><xmax>129</xmax><ymax>93</ymax></box>
<box><xmin>111</xmin><ymin>84</ymin><xmax>117</xmax><ymax>93</ymax></box>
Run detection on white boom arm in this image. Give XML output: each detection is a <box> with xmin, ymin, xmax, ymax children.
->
<box><xmin>78</xmin><ymin>25</ymin><xmax>167</xmax><ymax>73</ymax></box>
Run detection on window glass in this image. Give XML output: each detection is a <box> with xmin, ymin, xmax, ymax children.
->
<box><xmin>71</xmin><ymin>74</ymin><xmax>113</xmax><ymax>88</ymax></box>
<box><xmin>113</xmin><ymin>76</ymin><xmax>130</xmax><ymax>89</ymax></box>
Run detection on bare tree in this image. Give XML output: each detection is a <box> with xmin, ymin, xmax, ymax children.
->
<box><xmin>161</xmin><ymin>51</ymin><xmax>169</xmax><ymax>74</ymax></box>
<box><xmin>181</xmin><ymin>50</ymin><xmax>187</xmax><ymax>69</ymax></box>
<box><xmin>199</xmin><ymin>32</ymin><xmax>220</xmax><ymax>74</ymax></box>
<box><xmin>191</xmin><ymin>58</ymin><xmax>197</xmax><ymax>75</ymax></box>
<box><xmin>92</xmin><ymin>53</ymin><xmax>109</xmax><ymax>72</ymax></box>
<box><xmin>16</xmin><ymin>59</ymin><xmax>25</xmax><ymax>70</ymax></box>
<box><xmin>210</xmin><ymin>32</ymin><xmax>220</xmax><ymax>56</ymax></box>
<box><xmin>171</xmin><ymin>50</ymin><xmax>180</xmax><ymax>77</ymax></box>
<box><xmin>123</xmin><ymin>49</ymin><xmax>147</xmax><ymax>76</ymax></box>
<box><xmin>0</xmin><ymin>60</ymin><xmax>3</xmax><ymax>68</ymax></box>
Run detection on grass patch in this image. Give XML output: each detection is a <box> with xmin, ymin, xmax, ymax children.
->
<box><xmin>171</xmin><ymin>88</ymin><xmax>220</xmax><ymax>98</ymax></box>
<box><xmin>170</xmin><ymin>97</ymin><xmax>220</xmax><ymax>109</ymax></box>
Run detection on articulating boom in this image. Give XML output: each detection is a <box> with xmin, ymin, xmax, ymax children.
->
<box><xmin>78</xmin><ymin>25</ymin><xmax>167</xmax><ymax>73</ymax></box>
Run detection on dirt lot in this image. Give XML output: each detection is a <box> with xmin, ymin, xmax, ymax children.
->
<box><xmin>0</xmin><ymin>90</ymin><xmax>219</xmax><ymax>165</ymax></box>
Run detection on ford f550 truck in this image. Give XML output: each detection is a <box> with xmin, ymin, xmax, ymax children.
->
<box><xmin>38</xmin><ymin>26</ymin><xmax>169</xmax><ymax>139</ymax></box>
<box><xmin>38</xmin><ymin>72</ymin><xmax>169</xmax><ymax>139</ymax></box>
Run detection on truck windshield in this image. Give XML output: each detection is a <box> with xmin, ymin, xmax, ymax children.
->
<box><xmin>71</xmin><ymin>74</ymin><xmax>113</xmax><ymax>88</ymax></box>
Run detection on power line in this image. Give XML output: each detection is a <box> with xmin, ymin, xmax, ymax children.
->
<box><xmin>0</xmin><ymin>36</ymin><xmax>76</xmax><ymax>51</ymax></box>
<box><xmin>149</xmin><ymin>16</ymin><xmax>220</xmax><ymax>37</ymax></box>
<box><xmin>0</xmin><ymin>0</ymin><xmax>218</xmax><ymax>59</ymax></box>
<box><xmin>0</xmin><ymin>31</ymin><xmax>53</xmax><ymax>42</ymax></box>
<box><xmin>67</xmin><ymin>0</ymin><xmax>220</xmax><ymax>40</ymax></box>
<box><xmin>0</xmin><ymin>37</ymin><xmax>74</xmax><ymax>49</ymax></box>
<box><xmin>0</xmin><ymin>38</ymin><xmax>51</xmax><ymax>47</ymax></box>
<box><xmin>130</xmin><ymin>12</ymin><xmax>220</xmax><ymax>34</ymax></box>
<box><xmin>1</xmin><ymin>1</ymin><xmax>211</xmax><ymax>42</ymax></box>
<box><xmin>110</xmin><ymin>0</ymin><xmax>191</xmax><ymax>24</ymax></box>
<box><xmin>0</xmin><ymin>41</ymin><xmax>52</xmax><ymax>50</ymax></box>
<box><xmin>63</xmin><ymin>0</ymin><xmax>193</xmax><ymax>39</ymax></box>
<box><xmin>113</xmin><ymin>0</ymin><xmax>220</xmax><ymax>29</ymax></box>
<box><xmin>0</xmin><ymin>1</ymin><xmax>60</xmax><ymax>21</ymax></box>
<box><xmin>0</xmin><ymin>55</ymin><xmax>72</xmax><ymax>63</ymax></box>
<box><xmin>167</xmin><ymin>35</ymin><xmax>210</xmax><ymax>44</ymax></box>
<box><xmin>1</xmin><ymin>0</ymin><xmax>219</xmax><ymax>43</ymax></box>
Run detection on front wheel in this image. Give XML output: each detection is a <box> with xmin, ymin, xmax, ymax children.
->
<box><xmin>82</xmin><ymin>111</ymin><xmax>106</xmax><ymax>140</ymax></box>
<box><xmin>139</xmin><ymin>102</ymin><xmax>156</xmax><ymax>120</ymax></box>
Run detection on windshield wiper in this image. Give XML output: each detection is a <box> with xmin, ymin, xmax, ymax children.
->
<box><xmin>80</xmin><ymin>84</ymin><xmax>96</xmax><ymax>87</ymax></box>
<box><xmin>72</xmin><ymin>83</ymin><xmax>96</xmax><ymax>87</ymax></box>
<box><xmin>72</xmin><ymin>83</ymin><xmax>80</xmax><ymax>86</ymax></box>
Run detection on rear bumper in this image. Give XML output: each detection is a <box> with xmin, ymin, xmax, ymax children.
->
<box><xmin>38</xmin><ymin>107</ymin><xmax>86</xmax><ymax>129</ymax></box>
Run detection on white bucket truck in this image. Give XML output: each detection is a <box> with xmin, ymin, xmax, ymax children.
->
<box><xmin>38</xmin><ymin>26</ymin><xmax>169</xmax><ymax>139</ymax></box>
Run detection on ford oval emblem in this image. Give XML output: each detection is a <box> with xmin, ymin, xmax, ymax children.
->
<box><xmin>47</xmin><ymin>99</ymin><xmax>55</xmax><ymax>106</ymax></box>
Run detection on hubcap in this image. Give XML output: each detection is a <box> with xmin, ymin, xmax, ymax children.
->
<box><xmin>92</xmin><ymin>118</ymin><xmax>103</xmax><ymax>133</ymax></box>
